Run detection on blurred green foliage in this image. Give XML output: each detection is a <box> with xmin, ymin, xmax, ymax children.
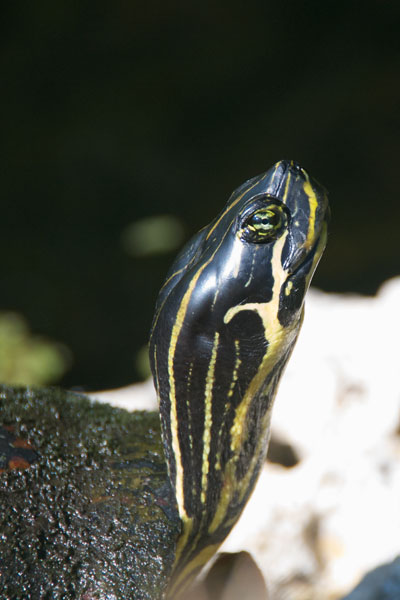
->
<box><xmin>0</xmin><ymin>312</ymin><xmax>71</xmax><ymax>385</ymax></box>
<box><xmin>134</xmin><ymin>344</ymin><xmax>152</xmax><ymax>381</ymax></box>
<box><xmin>121</xmin><ymin>215</ymin><xmax>185</xmax><ymax>258</ymax></box>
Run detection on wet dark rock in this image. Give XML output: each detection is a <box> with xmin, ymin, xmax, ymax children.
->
<box><xmin>0</xmin><ymin>385</ymin><xmax>180</xmax><ymax>599</ymax></box>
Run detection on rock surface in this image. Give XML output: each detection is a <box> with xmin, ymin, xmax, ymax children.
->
<box><xmin>0</xmin><ymin>386</ymin><xmax>179</xmax><ymax>599</ymax></box>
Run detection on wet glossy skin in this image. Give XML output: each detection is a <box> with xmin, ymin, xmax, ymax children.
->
<box><xmin>150</xmin><ymin>160</ymin><xmax>329</xmax><ymax>592</ymax></box>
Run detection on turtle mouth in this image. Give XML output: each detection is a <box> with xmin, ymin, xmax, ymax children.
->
<box><xmin>287</xmin><ymin>221</ymin><xmax>328</xmax><ymax>280</ymax></box>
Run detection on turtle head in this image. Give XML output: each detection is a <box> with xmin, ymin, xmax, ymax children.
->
<box><xmin>149</xmin><ymin>160</ymin><xmax>329</xmax><ymax>591</ymax></box>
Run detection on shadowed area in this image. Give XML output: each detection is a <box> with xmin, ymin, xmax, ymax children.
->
<box><xmin>1</xmin><ymin>2</ymin><xmax>398</xmax><ymax>389</ymax></box>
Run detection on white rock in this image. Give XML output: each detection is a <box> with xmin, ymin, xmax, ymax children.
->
<box><xmin>221</xmin><ymin>278</ymin><xmax>400</xmax><ymax>598</ymax></box>
<box><xmin>92</xmin><ymin>277</ymin><xmax>400</xmax><ymax>599</ymax></box>
<box><xmin>89</xmin><ymin>378</ymin><xmax>157</xmax><ymax>411</ymax></box>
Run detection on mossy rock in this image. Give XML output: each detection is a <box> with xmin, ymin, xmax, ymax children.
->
<box><xmin>0</xmin><ymin>385</ymin><xmax>180</xmax><ymax>599</ymax></box>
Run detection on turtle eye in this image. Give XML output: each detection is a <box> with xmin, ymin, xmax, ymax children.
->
<box><xmin>240</xmin><ymin>204</ymin><xmax>288</xmax><ymax>243</ymax></box>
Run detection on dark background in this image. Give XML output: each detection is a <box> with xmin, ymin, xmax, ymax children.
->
<box><xmin>1</xmin><ymin>1</ymin><xmax>399</xmax><ymax>389</ymax></box>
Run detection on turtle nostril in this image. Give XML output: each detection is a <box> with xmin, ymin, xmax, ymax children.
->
<box><xmin>290</xmin><ymin>160</ymin><xmax>303</xmax><ymax>172</ymax></box>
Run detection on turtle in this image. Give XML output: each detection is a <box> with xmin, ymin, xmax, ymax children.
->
<box><xmin>0</xmin><ymin>160</ymin><xmax>329</xmax><ymax>599</ymax></box>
